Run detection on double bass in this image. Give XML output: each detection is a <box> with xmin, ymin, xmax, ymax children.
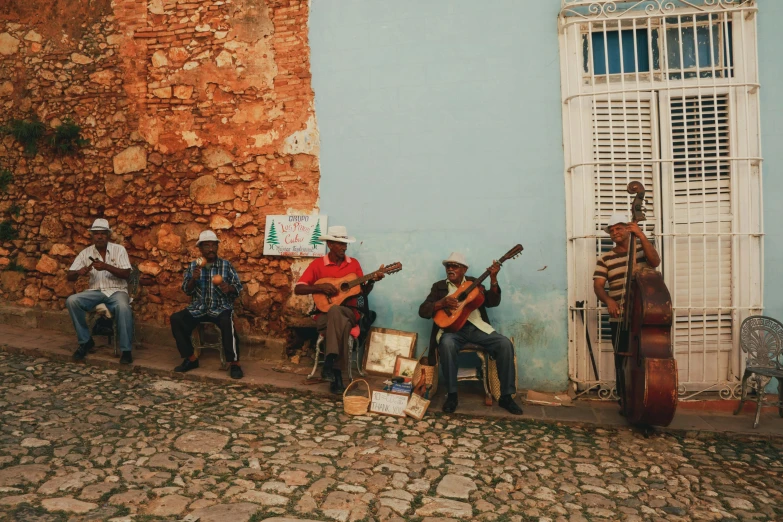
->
<box><xmin>614</xmin><ymin>181</ymin><xmax>678</xmax><ymax>427</ymax></box>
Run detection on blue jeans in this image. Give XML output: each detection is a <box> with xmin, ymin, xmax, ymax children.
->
<box><xmin>66</xmin><ymin>290</ymin><xmax>133</xmax><ymax>352</ymax></box>
<box><xmin>439</xmin><ymin>322</ymin><xmax>517</xmax><ymax>396</ymax></box>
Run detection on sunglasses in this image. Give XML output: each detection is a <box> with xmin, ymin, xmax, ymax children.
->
<box><xmin>444</xmin><ymin>263</ymin><xmax>464</xmax><ymax>270</ymax></box>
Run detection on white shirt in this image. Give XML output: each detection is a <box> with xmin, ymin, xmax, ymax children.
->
<box><xmin>435</xmin><ymin>278</ymin><xmax>495</xmax><ymax>342</ymax></box>
<box><xmin>69</xmin><ymin>242</ymin><xmax>132</xmax><ymax>297</ymax></box>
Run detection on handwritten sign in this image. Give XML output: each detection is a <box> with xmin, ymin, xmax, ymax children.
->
<box><xmin>263</xmin><ymin>215</ymin><xmax>327</xmax><ymax>257</ymax></box>
<box><xmin>369</xmin><ymin>390</ymin><xmax>409</xmax><ymax>417</ymax></box>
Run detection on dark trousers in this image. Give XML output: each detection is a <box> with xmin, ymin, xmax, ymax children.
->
<box><xmin>170</xmin><ymin>309</ymin><xmax>239</xmax><ymax>363</ymax></box>
<box><xmin>610</xmin><ymin>322</ymin><xmax>627</xmax><ymax>401</ymax></box>
<box><xmin>315</xmin><ymin>306</ymin><xmax>356</xmax><ymax>372</ymax></box>
<box><xmin>438</xmin><ymin>322</ymin><xmax>516</xmax><ymax>396</ymax></box>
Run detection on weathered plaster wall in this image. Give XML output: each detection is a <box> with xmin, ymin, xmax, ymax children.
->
<box><xmin>309</xmin><ymin>0</ymin><xmax>569</xmax><ymax>391</ymax></box>
<box><xmin>758</xmin><ymin>1</ymin><xmax>783</xmax><ymax>329</ymax></box>
<box><xmin>0</xmin><ymin>0</ymin><xmax>318</xmax><ymax>339</ymax></box>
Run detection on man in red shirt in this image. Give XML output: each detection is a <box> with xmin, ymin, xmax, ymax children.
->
<box><xmin>295</xmin><ymin>226</ymin><xmax>384</xmax><ymax>393</ymax></box>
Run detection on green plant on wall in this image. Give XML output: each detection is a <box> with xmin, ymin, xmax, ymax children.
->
<box><xmin>49</xmin><ymin>118</ymin><xmax>89</xmax><ymax>155</ymax></box>
<box><xmin>0</xmin><ymin>169</ymin><xmax>12</xmax><ymax>193</ymax></box>
<box><xmin>0</xmin><ymin>220</ymin><xmax>18</xmax><ymax>241</ymax></box>
<box><xmin>8</xmin><ymin>204</ymin><xmax>21</xmax><ymax>217</ymax></box>
<box><xmin>2</xmin><ymin>116</ymin><xmax>46</xmax><ymax>157</ymax></box>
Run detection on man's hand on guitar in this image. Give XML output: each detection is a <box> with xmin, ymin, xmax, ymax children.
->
<box><xmin>372</xmin><ymin>264</ymin><xmax>386</xmax><ymax>281</ymax></box>
<box><xmin>606</xmin><ymin>298</ymin><xmax>621</xmax><ymax>318</ymax></box>
<box><xmin>436</xmin><ymin>296</ymin><xmax>459</xmax><ymax>312</ymax></box>
<box><xmin>317</xmin><ymin>283</ymin><xmax>339</xmax><ymax>297</ymax></box>
<box><xmin>487</xmin><ymin>260</ymin><xmax>501</xmax><ymax>277</ymax></box>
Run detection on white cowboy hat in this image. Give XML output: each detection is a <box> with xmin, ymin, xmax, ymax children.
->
<box><xmin>603</xmin><ymin>213</ymin><xmax>629</xmax><ymax>234</ymax></box>
<box><xmin>442</xmin><ymin>252</ymin><xmax>469</xmax><ymax>269</ymax></box>
<box><xmin>318</xmin><ymin>225</ymin><xmax>356</xmax><ymax>244</ymax></box>
<box><xmin>89</xmin><ymin>218</ymin><xmax>111</xmax><ymax>232</ymax></box>
<box><xmin>196</xmin><ymin>230</ymin><xmax>221</xmax><ymax>245</ymax></box>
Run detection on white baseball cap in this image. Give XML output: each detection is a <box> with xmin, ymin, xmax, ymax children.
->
<box><xmin>603</xmin><ymin>213</ymin><xmax>629</xmax><ymax>234</ymax></box>
<box><xmin>89</xmin><ymin>218</ymin><xmax>111</xmax><ymax>232</ymax></box>
<box><xmin>196</xmin><ymin>230</ymin><xmax>220</xmax><ymax>245</ymax></box>
<box><xmin>442</xmin><ymin>252</ymin><xmax>469</xmax><ymax>269</ymax></box>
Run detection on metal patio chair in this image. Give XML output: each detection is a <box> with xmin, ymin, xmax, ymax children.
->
<box><xmin>733</xmin><ymin>315</ymin><xmax>783</xmax><ymax>428</ymax></box>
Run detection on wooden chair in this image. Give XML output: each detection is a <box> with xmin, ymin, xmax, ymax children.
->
<box><xmin>458</xmin><ymin>340</ymin><xmax>518</xmax><ymax>407</ymax></box>
<box><xmin>733</xmin><ymin>315</ymin><xmax>783</xmax><ymax>428</ymax></box>
<box><xmin>192</xmin><ymin>323</ymin><xmax>228</xmax><ymax>369</ymax></box>
<box><xmin>88</xmin><ymin>264</ymin><xmax>140</xmax><ymax>356</ymax></box>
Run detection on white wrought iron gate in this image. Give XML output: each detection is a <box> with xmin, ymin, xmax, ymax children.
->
<box><xmin>559</xmin><ymin>0</ymin><xmax>764</xmax><ymax>399</ymax></box>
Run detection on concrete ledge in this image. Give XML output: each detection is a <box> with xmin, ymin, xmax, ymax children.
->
<box><xmin>0</xmin><ymin>304</ymin><xmax>287</xmax><ymax>362</ymax></box>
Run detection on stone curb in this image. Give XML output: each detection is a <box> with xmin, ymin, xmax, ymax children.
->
<box><xmin>2</xmin><ymin>343</ymin><xmax>781</xmax><ymax>443</ymax></box>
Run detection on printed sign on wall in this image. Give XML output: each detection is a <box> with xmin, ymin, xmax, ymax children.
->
<box><xmin>263</xmin><ymin>215</ymin><xmax>327</xmax><ymax>257</ymax></box>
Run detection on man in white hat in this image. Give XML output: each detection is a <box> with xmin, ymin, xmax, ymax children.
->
<box><xmin>170</xmin><ymin>230</ymin><xmax>244</xmax><ymax>379</ymax></box>
<box><xmin>66</xmin><ymin>218</ymin><xmax>134</xmax><ymax>364</ymax></box>
<box><xmin>593</xmin><ymin>213</ymin><xmax>660</xmax><ymax>405</ymax></box>
<box><xmin>418</xmin><ymin>252</ymin><xmax>523</xmax><ymax>415</ymax></box>
<box><xmin>295</xmin><ymin>225</ymin><xmax>385</xmax><ymax>394</ymax></box>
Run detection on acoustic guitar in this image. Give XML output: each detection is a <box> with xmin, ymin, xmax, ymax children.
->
<box><xmin>433</xmin><ymin>245</ymin><xmax>524</xmax><ymax>332</ymax></box>
<box><xmin>312</xmin><ymin>262</ymin><xmax>402</xmax><ymax>313</ymax></box>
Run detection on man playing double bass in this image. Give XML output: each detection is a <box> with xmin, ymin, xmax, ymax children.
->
<box><xmin>593</xmin><ymin>213</ymin><xmax>661</xmax><ymax>409</ymax></box>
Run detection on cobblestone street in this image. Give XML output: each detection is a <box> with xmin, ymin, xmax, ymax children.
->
<box><xmin>1</xmin><ymin>351</ymin><xmax>781</xmax><ymax>522</ymax></box>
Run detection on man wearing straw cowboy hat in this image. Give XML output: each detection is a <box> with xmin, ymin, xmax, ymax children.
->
<box><xmin>295</xmin><ymin>225</ymin><xmax>385</xmax><ymax>394</ymax></box>
<box><xmin>419</xmin><ymin>252</ymin><xmax>523</xmax><ymax>415</ymax></box>
<box><xmin>593</xmin><ymin>213</ymin><xmax>660</xmax><ymax>407</ymax></box>
<box><xmin>66</xmin><ymin>218</ymin><xmax>134</xmax><ymax>364</ymax></box>
<box><xmin>170</xmin><ymin>230</ymin><xmax>245</xmax><ymax>379</ymax></box>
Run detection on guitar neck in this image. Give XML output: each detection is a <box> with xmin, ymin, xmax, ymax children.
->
<box><xmin>345</xmin><ymin>271</ymin><xmax>380</xmax><ymax>289</ymax></box>
<box><xmin>457</xmin><ymin>270</ymin><xmax>492</xmax><ymax>301</ymax></box>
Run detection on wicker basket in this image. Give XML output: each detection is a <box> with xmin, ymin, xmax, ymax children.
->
<box><xmin>343</xmin><ymin>379</ymin><xmax>371</xmax><ymax>415</ymax></box>
<box><xmin>488</xmin><ymin>351</ymin><xmax>518</xmax><ymax>400</ymax></box>
<box><xmin>412</xmin><ymin>358</ymin><xmax>438</xmax><ymax>398</ymax></box>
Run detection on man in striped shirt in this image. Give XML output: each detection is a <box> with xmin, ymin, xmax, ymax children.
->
<box><xmin>67</xmin><ymin>219</ymin><xmax>134</xmax><ymax>364</ymax></box>
<box><xmin>593</xmin><ymin>213</ymin><xmax>660</xmax><ymax>402</ymax></box>
<box><xmin>170</xmin><ymin>230</ymin><xmax>244</xmax><ymax>379</ymax></box>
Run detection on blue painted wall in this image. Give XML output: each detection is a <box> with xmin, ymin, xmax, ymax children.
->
<box><xmin>309</xmin><ymin>0</ymin><xmax>568</xmax><ymax>391</ymax></box>
<box><xmin>758</xmin><ymin>1</ymin><xmax>783</xmax><ymax>328</ymax></box>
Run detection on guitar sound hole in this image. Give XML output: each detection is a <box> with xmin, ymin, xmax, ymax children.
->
<box><xmin>340</xmin><ymin>283</ymin><xmax>350</xmax><ymax>292</ymax></box>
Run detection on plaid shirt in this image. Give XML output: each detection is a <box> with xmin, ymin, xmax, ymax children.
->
<box><xmin>182</xmin><ymin>257</ymin><xmax>243</xmax><ymax>318</ymax></box>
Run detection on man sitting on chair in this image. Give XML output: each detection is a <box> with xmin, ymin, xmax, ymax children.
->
<box><xmin>67</xmin><ymin>218</ymin><xmax>134</xmax><ymax>364</ymax></box>
<box><xmin>170</xmin><ymin>230</ymin><xmax>244</xmax><ymax>379</ymax></box>
<box><xmin>295</xmin><ymin>225</ymin><xmax>384</xmax><ymax>394</ymax></box>
<box><xmin>418</xmin><ymin>252</ymin><xmax>523</xmax><ymax>415</ymax></box>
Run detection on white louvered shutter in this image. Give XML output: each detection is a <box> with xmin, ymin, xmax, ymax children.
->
<box><xmin>662</xmin><ymin>94</ymin><xmax>734</xmax><ymax>384</ymax></box>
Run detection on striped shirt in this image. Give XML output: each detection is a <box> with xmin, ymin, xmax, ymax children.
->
<box><xmin>69</xmin><ymin>243</ymin><xmax>132</xmax><ymax>297</ymax></box>
<box><xmin>593</xmin><ymin>248</ymin><xmax>650</xmax><ymax>318</ymax></box>
<box><xmin>182</xmin><ymin>257</ymin><xmax>243</xmax><ymax>318</ymax></box>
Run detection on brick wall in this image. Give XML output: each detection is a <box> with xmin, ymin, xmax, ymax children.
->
<box><xmin>0</xmin><ymin>0</ymin><xmax>319</xmax><ymax>340</ymax></box>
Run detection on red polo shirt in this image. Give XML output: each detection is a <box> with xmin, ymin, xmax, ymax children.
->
<box><xmin>297</xmin><ymin>255</ymin><xmax>364</xmax><ymax>316</ymax></box>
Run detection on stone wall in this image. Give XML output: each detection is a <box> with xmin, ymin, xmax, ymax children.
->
<box><xmin>0</xmin><ymin>0</ymin><xmax>319</xmax><ymax>342</ymax></box>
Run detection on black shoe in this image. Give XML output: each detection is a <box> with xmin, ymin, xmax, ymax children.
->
<box><xmin>498</xmin><ymin>395</ymin><xmax>524</xmax><ymax>415</ymax></box>
<box><xmin>174</xmin><ymin>358</ymin><xmax>199</xmax><ymax>373</ymax></box>
<box><xmin>119</xmin><ymin>352</ymin><xmax>133</xmax><ymax>365</ymax></box>
<box><xmin>229</xmin><ymin>365</ymin><xmax>243</xmax><ymax>379</ymax></box>
<box><xmin>443</xmin><ymin>393</ymin><xmax>458</xmax><ymax>414</ymax></box>
<box><xmin>321</xmin><ymin>354</ymin><xmax>336</xmax><ymax>382</ymax></box>
<box><xmin>330</xmin><ymin>370</ymin><xmax>345</xmax><ymax>394</ymax></box>
<box><xmin>72</xmin><ymin>338</ymin><xmax>94</xmax><ymax>361</ymax></box>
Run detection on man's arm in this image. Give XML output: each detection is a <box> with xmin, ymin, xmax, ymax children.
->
<box><xmin>593</xmin><ymin>277</ymin><xmax>621</xmax><ymax>318</ymax></box>
<box><xmin>419</xmin><ymin>282</ymin><xmax>459</xmax><ymax>318</ymax></box>
<box><xmin>627</xmin><ymin>223</ymin><xmax>660</xmax><ymax>268</ymax></box>
<box><xmin>91</xmin><ymin>259</ymin><xmax>131</xmax><ymax>281</ymax></box>
<box><xmin>67</xmin><ymin>251</ymin><xmax>92</xmax><ymax>282</ymax></box>
<box><xmin>294</xmin><ymin>262</ymin><xmax>338</xmax><ymax>297</ymax></box>
<box><xmin>183</xmin><ymin>264</ymin><xmax>200</xmax><ymax>295</ymax></box>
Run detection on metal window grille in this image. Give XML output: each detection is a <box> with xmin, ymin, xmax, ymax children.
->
<box><xmin>559</xmin><ymin>0</ymin><xmax>763</xmax><ymax>400</ymax></box>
